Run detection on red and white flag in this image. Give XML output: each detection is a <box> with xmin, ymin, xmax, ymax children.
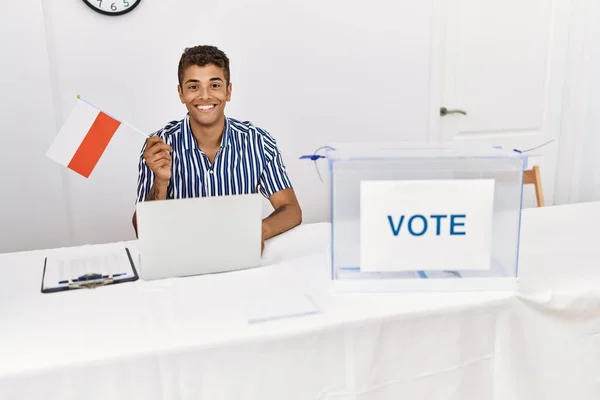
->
<box><xmin>46</xmin><ymin>98</ymin><xmax>145</xmax><ymax>178</ymax></box>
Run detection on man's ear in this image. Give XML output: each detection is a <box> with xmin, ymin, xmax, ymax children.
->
<box><xmin>177</xmin><ymin>84</ymin><xmax>184</xmax><ymax>103</ymax></box>
<box><xmin>226</xmin><ymin>82</ymin><xmax>232</xmax><ymax>102</ymax></box>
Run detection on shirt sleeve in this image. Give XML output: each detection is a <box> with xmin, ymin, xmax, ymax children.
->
<box><xmin>258</xmin><ymin>129</ymin><xmax>293</xmax><ymax>198</ymax></box>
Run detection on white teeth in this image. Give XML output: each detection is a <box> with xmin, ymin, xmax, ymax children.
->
<box><xmin>197</xmin><ymin>105</ymin><xmax>214</xmax><ymax>110</ymax></box>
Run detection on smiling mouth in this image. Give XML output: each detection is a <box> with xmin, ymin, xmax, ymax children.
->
<box><xmin>196</xmin><ymin>104</ymin><xmax>216</xmax><ymax>112</ymax></box>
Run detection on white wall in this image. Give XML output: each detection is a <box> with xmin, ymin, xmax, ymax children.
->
<box><xmin>555</xmin><ymin>0</ymin><xmax>600</xmax><ymax>204</ymax></box>
<box><xmin>0</xmin><ymin>2</ymin><xmax>71</xmax><ymax>253</ymax></box>
<box><xmin>1</xmin><ymin>0</ymin><xmax>598</xmax><ymax>253</ymax></box>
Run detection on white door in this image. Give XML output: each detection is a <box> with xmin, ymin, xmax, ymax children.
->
<box><xmin>430</xmin><ymin>0</ymin><xmax>572</xmax><ymax>208</ymax></box>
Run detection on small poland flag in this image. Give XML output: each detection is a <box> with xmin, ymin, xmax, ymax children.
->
<box><xmin>46</xmin><ymin>97</ymin><xmax>145</xmax><ymax>178</ymax></box>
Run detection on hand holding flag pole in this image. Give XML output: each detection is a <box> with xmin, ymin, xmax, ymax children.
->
<box><xmin>46</xmin><ymin>95</ymin><xmax>149</xmax><ymax>178</ymax></box>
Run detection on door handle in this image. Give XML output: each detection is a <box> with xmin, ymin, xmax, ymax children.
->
<box><xmin>440</xmin><ymin>107</ymin><xmax>467</xmax><ymax>116</ymax></box>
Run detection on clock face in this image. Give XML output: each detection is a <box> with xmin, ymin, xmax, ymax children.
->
<box><xmin>82</xmin><ymin>0</ymin><xmax>142</xmax><ymax>16</ymax></box>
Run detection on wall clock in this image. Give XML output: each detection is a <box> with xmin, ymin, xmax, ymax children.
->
<box><xmin>82</xmin><ymin>0</ymin><xmax>142</xmax><ymax>16</ymax></box>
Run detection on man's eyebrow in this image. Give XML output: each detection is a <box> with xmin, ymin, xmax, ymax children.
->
<box><xmin>184</xmin><ymin>77</ymin><xmax>224</xmax><ymax>84</ymax></box>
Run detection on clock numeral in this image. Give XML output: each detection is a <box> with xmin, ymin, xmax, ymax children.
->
<box><xmin>123</xmin><ymin>0</ymin><xmax>130</xmax><ymax>7</ymax></box>
<box><xmin>97</xmin><ymin>0</ymin><xmax>103</xmax><ymax>7</ymax></box>
<box><xmin>111</xmin><ymin>2</ymin><xmax>117</xmax><ymax>10</ymax></box>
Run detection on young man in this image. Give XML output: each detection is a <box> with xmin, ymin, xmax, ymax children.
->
<box><xmin>132</xmin><ymin>45</ymin><xmax>302</xmax><ymax>252</ymax></box>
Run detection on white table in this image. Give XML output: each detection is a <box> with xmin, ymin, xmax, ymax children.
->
<box><xmin>1</xmin><ymin>202</ymin><xmax>600</xmax><ymax>400</ymax></box>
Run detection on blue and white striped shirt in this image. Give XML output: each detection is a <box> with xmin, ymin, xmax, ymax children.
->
<box><xmin>136</xmin><ymin>114</ymin><xmax>293</xmax><ymax>202</ymax></box>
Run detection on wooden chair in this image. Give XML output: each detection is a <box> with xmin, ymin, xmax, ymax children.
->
<box><xmin>523</xmin><ymin>165</ymin><xmax>545</xmax><ymax>207</ymax></box>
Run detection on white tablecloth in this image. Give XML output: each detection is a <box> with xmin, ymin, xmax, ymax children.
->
<box><xmin>497</xmin><ymin>201</ymin><xmax>600</xmax><ymax>400</ymax></box>
<box><xmin>1</xmin><ymin>202</ymin><xmax>600</xmax><ymax>400</ymax></box>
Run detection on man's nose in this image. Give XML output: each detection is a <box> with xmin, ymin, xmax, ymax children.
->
<box><xmin>198</xmin><ymin>86</ymin><xmax>210</xmax><ymax>99</ymax></box>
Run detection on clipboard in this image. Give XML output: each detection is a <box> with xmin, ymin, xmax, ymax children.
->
<box><xmin>40</xmin><ymin>247</ymin><xmax>139</xmax><ymax>293</ymax></box>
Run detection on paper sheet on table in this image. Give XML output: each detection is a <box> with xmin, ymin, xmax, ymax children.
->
<box><xmin>242</xmin><ymin>291</ymin><xmax>321</xmax><ymax>324</ymax></box>
<box><xmin>42</xmin><ymin>247</ymin><xmax>136</xmax><ymax>291</ymax></box>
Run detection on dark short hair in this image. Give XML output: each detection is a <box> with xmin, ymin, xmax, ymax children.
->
<box><xmin>177</xmin><ymin>45</ymin><xmax>230</xmax><ymax>85</ymax></box>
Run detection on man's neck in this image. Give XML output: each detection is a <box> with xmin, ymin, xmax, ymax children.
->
<box><xmin>190</xmin><ymin>116</ymin><xmax>225</xmax><ymax>151</ymax></box>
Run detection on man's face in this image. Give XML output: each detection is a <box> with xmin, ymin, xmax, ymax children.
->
<box><xmin>178</xmin><ymin>64</ymin><xmax>231</xmax><ymax>129</ymax></box>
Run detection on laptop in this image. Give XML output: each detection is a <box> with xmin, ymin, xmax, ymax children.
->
<box><xmin>135</xmin><ymin>193</ymin><xmax>263</xmax><ymax>280</ymax></box>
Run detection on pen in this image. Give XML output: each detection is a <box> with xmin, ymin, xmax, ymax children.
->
<box><xmin>58</xmin><ymin>273</ymin><xmax>126</xmax><ymax>285</ymax></box>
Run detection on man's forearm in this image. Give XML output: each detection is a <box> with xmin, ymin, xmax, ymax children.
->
<box><xmin>147</xmin><ymin>179</ymin><xmax>169</xmax><ymax>201</ymax></box>
<box><xmin>262</xmin><ymin>203</ymin><xmax>302</xmax><ymax>241</ymax></box>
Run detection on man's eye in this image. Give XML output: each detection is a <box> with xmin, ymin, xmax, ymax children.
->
<box><xmin>189</xmin><ymin>85</ymin><xmax>198</xmax><ymax>90</ymax></box>
<box><xmin>212</xmin><ymin>84</ymin><xmax>221</xmax><ymax>89</ymax></box>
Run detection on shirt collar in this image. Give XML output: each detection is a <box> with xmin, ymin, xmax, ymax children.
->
<box><xmin>182</xmin><ymin>113</ymin><xmax>231</xmax><ymax>150</ymax></box>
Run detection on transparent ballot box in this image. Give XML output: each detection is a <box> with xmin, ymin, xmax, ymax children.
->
<box><xmin>327</xmin><ymin>143</ymin><xmax>526</xmax><ymax>292</ymax></box>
